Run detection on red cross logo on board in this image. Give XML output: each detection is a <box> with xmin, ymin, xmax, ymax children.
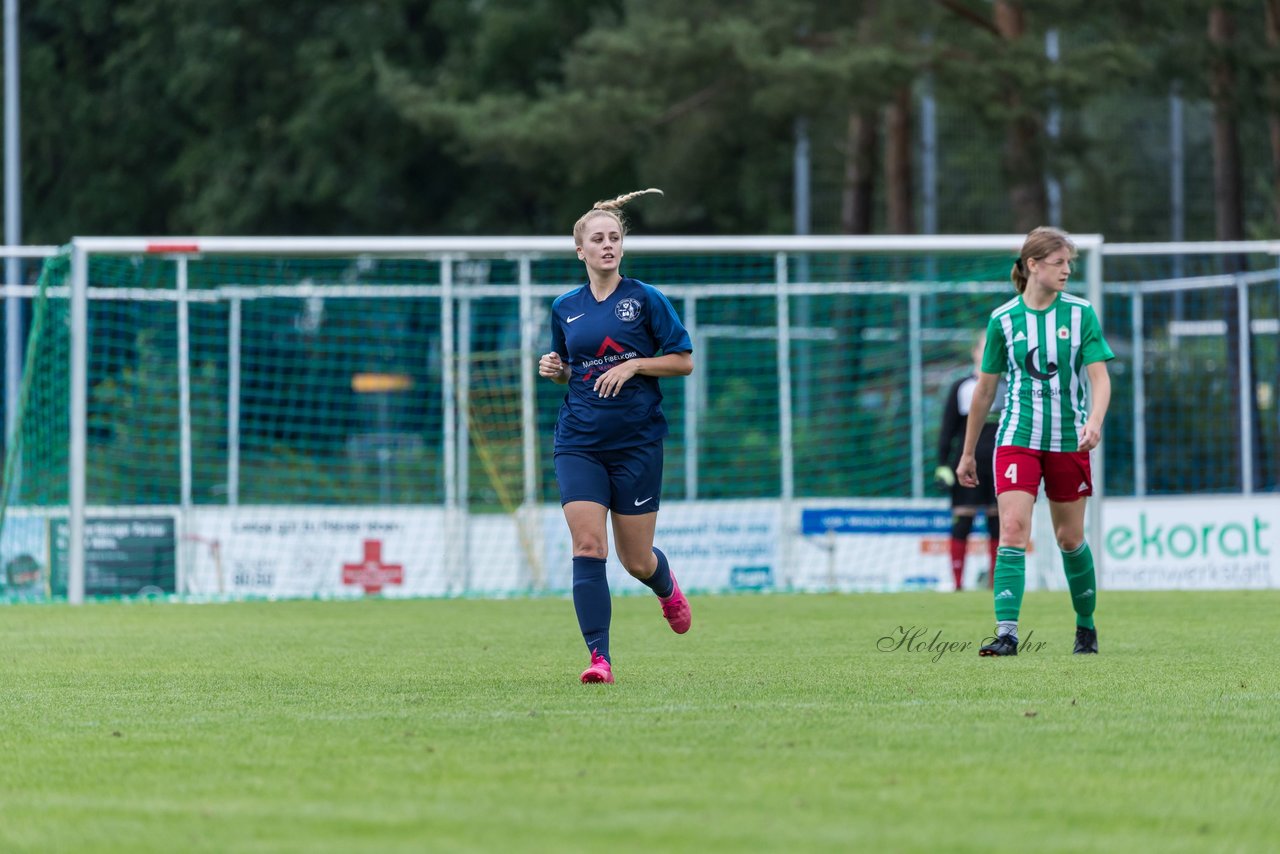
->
<box><xmin>341</xmin><ymin>539</ymin><xmax>404</xmax><ymax>594</ymax></box>
<box><xmin>583</xmin><ymin>336</ymin><xmax>625</xmax><ymax>383</ymax></box>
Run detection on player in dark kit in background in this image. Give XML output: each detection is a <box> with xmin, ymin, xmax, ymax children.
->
<box><xmin>538</xmin><ymin>188</ymin><xmax>694</xmax><ymax>685</ymax></box>
<box><xmin>935</xmin><ymin>333</ymin><xmax>1004</xmax><ymax>591</ymax></box>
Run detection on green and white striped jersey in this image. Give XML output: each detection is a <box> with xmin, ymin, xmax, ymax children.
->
<box><xmin>981</xmin><ymin>292</ymin><xmax>1114</xmax><ymax>452</ymax></box>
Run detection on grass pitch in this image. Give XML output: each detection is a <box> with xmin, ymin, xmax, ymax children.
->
<box><xmin>2</xmin><ymin>590</ymin><xmax>1278</xmax><ymax>852</ymax></box>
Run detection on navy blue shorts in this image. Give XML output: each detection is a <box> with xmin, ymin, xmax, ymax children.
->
<box><xmin>554</xmin><ymin>440</ymin><xmax>664</xmax><ymax>514</ymax></box>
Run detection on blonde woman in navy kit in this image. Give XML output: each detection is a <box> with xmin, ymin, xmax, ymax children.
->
<box><xmin>538</xmin><ymin>189</ymin><xmax>694</xmax><ymax>684</ymax></box>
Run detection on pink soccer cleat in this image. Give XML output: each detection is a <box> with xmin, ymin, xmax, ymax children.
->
<box><xmin>659</xmin><ymin>574</ymin><xmax>692</xmax><ymax>634</ymax></box>
<box><xmin>580</xmin><ymin>650</ymin><xmax>614</xmax><ymax>684</ymax></box>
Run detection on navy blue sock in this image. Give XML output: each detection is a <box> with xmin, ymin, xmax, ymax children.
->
<box><xmin>572</xmin><ymin>557</ymin><xmax>611</xmax><ymax>662</ymax></box>
<box><xmin>639</xmin><ymin>547</ymin><xmax>674</xmax><ymax>599</ymax></box>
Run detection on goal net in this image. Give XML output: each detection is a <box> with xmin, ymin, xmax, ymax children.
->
<box><xmin>1</xmin><ymin>236</ymin><xmax>1115</xmax><ymax>602</ymax></box>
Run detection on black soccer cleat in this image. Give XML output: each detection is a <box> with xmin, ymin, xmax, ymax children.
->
<box><xmin>1073</xmin><ymin>626</ymin><xmax>1098</xmax><ymax>655</ymax></box>
<box><xmin>979</xmin><ymin>634</ymin><xmax>1018</xmax><ymax>656</ymax></box>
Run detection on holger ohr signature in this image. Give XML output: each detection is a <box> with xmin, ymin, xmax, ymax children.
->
<box><xmin>877</xmin><ymin>625</ymin><xmax>1047</xmax><ymax>662</ymax></box>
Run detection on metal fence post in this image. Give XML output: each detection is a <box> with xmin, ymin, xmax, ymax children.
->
<box><xmin>68</xmin><ymin>241</ymin><xmax>88</xmax><ymax>604</ymax></box>
<box><xmin>776</xmin><ymin>252</ymin><xmax>794</xmax><ymax>587</ymax></box>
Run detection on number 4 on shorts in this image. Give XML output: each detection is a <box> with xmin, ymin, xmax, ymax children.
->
<box><xmin>1004</xmin><ymin>463</ymin><xmax>1018</xmax><ymax>483</ymax></box>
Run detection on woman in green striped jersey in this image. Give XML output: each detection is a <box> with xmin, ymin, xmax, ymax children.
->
<box><xmin>956</xmin><ymin>227</ymin><xmax>1114</xmax><ymax>657</ymax></box>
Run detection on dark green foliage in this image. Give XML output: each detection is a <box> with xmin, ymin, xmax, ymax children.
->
<box><xmin>15</xmin><ymin>0</ymin><xmax>1280</xmax><ymax>241</ymax></box>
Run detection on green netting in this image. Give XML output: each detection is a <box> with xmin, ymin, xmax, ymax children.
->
<box><xmin>3</xmin><ymin>251</ymin><xmax>71</xmax><ymax>509</ymax></box>
<box><xmin>0</xmin><ymin>249</ymin><xmax>1022</xmax><ymax>514</ymax></box>
<box><xmin>1103</xmin><ymin>266</ymin><xmax>1279</xmax><ymax>495</ymax></box>
<box><xmin>9</xmin><ymin>244</ymin><xmax>1271</xmax><ymax>600</ymax></box>
<box><xmin>0</xmin><ymin>252</ymin><xmax>71</xmax><ymax>600</ymax></box>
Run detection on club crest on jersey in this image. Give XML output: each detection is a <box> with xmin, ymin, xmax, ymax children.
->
<box><xmin>615</xmin><ymin>297</ymin><xmax>642</xmax><ymax>322</ymax></box>
<box><xmin>1023</xmin><ymin>345</ymin><xmax>1057</xmax><ymax>381</ymax></box>
<box><xmin>1057</xmin><ymin>326</ymin><xmax>1071</xmax><ymax>340</ymax></box>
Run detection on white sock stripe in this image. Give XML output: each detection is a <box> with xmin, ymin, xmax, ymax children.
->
<box><xmin>1062</xmin><ymin>541</ymin><xmax>1089</xmax><ymax>557</ymax></box>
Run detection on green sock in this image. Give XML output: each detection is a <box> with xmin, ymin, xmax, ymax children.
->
<box><xmin>1062</xmin><ymin>541</ymin><xmax>1096</xmax><ymax>629</ymax></box>
<box><xmin>993</xmin><ymin>546</ymin><xmax>1026</xmax><ymax>623</ymax></box>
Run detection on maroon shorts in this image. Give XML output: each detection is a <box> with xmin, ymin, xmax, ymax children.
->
<box><xmin>993</xmin><ymin>446</ymin><xmax>1092</xmax><ymax>502</ymax></box>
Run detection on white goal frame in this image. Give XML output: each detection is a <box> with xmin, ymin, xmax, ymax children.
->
<box><xmin>59</xmin><ymin>234</ymin><xmax>1105</xmax><ymax>603</ymax></box>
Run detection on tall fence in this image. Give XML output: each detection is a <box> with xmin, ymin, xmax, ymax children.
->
<box><xmin>0</xmin><ymin>236</ymin><xmax>1275</xmax><ymax>603</ymax></box>
<box><xmin>1101</xmin><ymin>242</ymin><xmax>1279</xmax><ymax>497</ymax></box>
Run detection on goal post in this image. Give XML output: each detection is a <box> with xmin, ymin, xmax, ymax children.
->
<box><xmin>12</xmin><ymin>234</ymin><xmax>1114</xmax><ymax>603</ymax></box>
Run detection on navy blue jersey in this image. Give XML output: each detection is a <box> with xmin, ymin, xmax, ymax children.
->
<box><xmin>550</xmin><ymin>277</ymin><xmax>692</xmax><ymax>451</ymax></box>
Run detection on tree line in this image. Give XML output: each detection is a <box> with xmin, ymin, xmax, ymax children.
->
<box><xmin>16</xmin><ymin>0</ymin><xmax>1280</xmax><ymax>242</ymax></box>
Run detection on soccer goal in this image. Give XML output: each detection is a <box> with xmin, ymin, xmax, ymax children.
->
<box><xmin>1</xmin><ymin>235</ymin><xmax>1110</xmax><ymax>603</ymax></box>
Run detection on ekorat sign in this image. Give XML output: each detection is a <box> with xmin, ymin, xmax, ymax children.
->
<box><xmin>1102</xmin><ymin>496</ymin><xmax>1276</xmax><ymax>589</ymax></box>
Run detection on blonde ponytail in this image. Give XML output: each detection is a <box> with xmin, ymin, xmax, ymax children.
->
<box><xmin>593</xmin><ymin>188</ymin><xmax>664</xmax><ymax>211</ymax></box>
<box><xmin>573</xmin><ymin>188</ymin><xmax>664</xmax><ymax>244</ymax></box>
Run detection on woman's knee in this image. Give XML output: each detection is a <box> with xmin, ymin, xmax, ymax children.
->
<box><xmin>999</xmin><ymin>517</ymin><xmax>1031</xmax><ymax>548</ymax></box>
<box><xmin>1055</xmin><ymin>528</ymin><xmax>1084</xmax><ymax>552</ymax></box>
<box><xmin>571</xmin><ymin>537</ymin><xmax>608</xmax><ymax>560</ymax></box>
<box><xmin>617</xmin><ymin>547</ymin><xmax>656</xmax><ymax>578</ymax></box>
